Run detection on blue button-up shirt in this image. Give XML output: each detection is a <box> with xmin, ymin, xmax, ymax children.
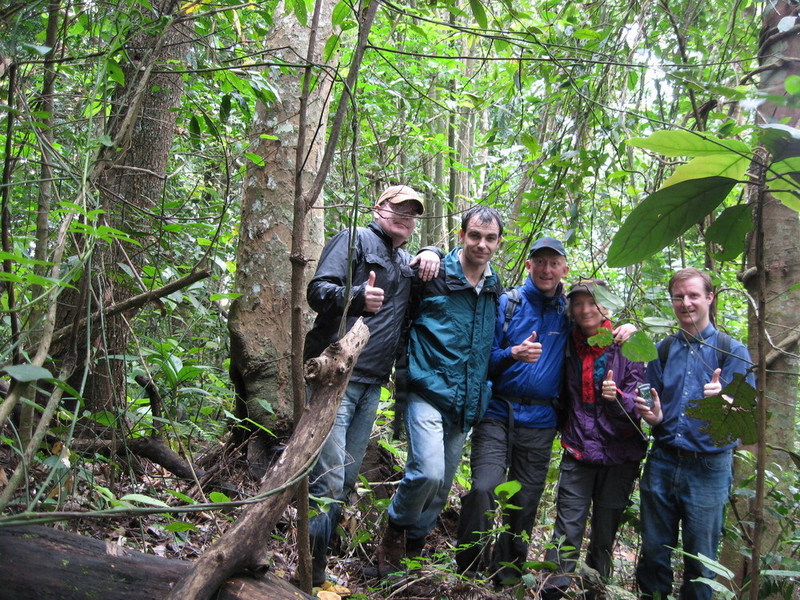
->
<box><xmin>648</xmin><ymin>323</ymin><xmax>755</xmax><ymax>453</ymax></box>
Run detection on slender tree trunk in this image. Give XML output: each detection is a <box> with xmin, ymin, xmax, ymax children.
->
<box><xmin>724</xmin><ymin>2</ymin><xmax>800</xmax><ymax>596</ymax></box>
<box><xmin>227</xmin><ymin>2</ymin><xmax>333</xmax><ymax>428</ymax></box>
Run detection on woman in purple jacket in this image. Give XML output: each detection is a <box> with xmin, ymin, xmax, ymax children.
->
<box><xmin>541</xmin><ymin>279</ymin><xmax>647</xmax><ymax>599</ymax></box>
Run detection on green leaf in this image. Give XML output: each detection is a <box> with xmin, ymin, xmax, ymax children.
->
<box><xmin>626</xmin><ymin>130</ymin><xmax>750</xmax><ymax>158</ymax></box>
<box><xmin>106</xmin><ymin>59</ymin><xmax>125</xmax><ymax>86</ymax></box>
<box><xmin>494</xmin><ymin>480</ymin><xmax>521</xmax><ymax>500</ymax></box>
<box><xmin>84</xmin><ymin>410</ymin><xmax>118</xmax><ymax>427</ymax></box>
<box><xmin>189</xmin><ymin>115</ymin><xmax>201</xmax><ymax>138</ymax></box>
<box><xmin>290</xmin><ymin>0</ymin><xmax>308</xmax><ymax>26</ymax></box>
<box><xmin>590</xmin><ymin>284</ymin><xmax>625</xmax><ymax>313</ymax></box>
<box><xmin>219</xmin><ymin>94</ymin><xmax>231</xmax><ymax>122</ymax></box>
<box><xmin>759</xmin><ymin>123</ymin><xmax>800</xmax><ymax>162</ymax></box>
<box><xmin>607</xmin><ymin>177</ymin><xmax>737</xmax><ymax>267</ymax></box>
<box><xmin>120</xmin><ymin>493</ymin><xmax>171</xmax><ymax>508</ymax></box>
<box><xmin>706</xmin><ymin>205</ymin><xmax>753</xmax><ymax>260</ymax></box>
<box><xmin>620</xmin><ymin>330</ymin><xmax>658</xmax><ymax>362</ymax></box>
<box><xmin>766</xmin><ymin>157</ymin><xmax>800</xmax><ymax>211</ymax></box>
<box><xmin>331</xmin><ymin>0</ymin><xmax>350</xmax><ymax>26</ymax></box>
<box><xmin>209</xmin><ymin>491</ymin><xmax>231</xmax><ymax>504</ymax></box>
<box><xmin>661</xmin><ymin>154</ymin><xmax>749</xmax><ymax>188</ymax></box>
<box><xmin>165</xmin><ymin>489</ymin><xmax>198</xmax><ymax>504</ymax></box>
<box><xmin>642</xmin><ymin>317</ymin><xmax>676</xmax><ymax>333</ymax></box>
<box><xmin>2</xmin><ymin>364</ymin><xmax>52</xmax><ymax>382</ymax></box>
<box><xmin>685</xmin><ymin>373</ymin><xmax>759</xmax><ymax>446</ymax></box>
<box><xmin>322</xmin><ymin>34</ymin><xmax>340</xmax><ymax>62</ymax></box>
<box><xmin>244</xmin><ymin>152</ymin><xmax>265</xmax><ymax>167</ymax></box>
<box><xmin>588</xmin><ymin>329</ymin><xmax>613</xmax><ymax>347</ymax></box>
<box><xmin>209</xmin><ymin>292</ymin><xmax>242</xmax><ymax>301</ymax></box>
<box><xmin>785</xmin><ymin>75</ymin><xmax>800</xmax><ymax>96</ymax></box>
<box><xmin>469</xmin><ymin>0</ymin><xmax>488</xmax><ymax>28</ymax></box>
<box><xmin>164</xmin><ymin>521</ymin><xmax>197</xmax><ymax>532</ymax></box>
<box><xmin>21</xmin><ymin>43</ymin><xmax>52</xmax><ymax>56</ymax></box>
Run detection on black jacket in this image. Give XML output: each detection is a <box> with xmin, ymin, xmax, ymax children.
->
<box><xmin>304</xmin><ymin>222</ymin><xmax>415</xmax><ymax>385</ymax></box>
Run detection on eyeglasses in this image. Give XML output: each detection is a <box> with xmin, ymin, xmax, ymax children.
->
<box><xmin>381</xmin><ymin>206</ymin><xmax>418</xmax><ymax>219</ymax></box>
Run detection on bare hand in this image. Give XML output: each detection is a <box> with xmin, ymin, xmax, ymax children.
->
<box><xmin>512</xmin><ymin>331</ymin><xmax>541</xmax><ymax>363</ymax></box>
<box><xmin>635</xmin><ymin>387</ymin><xmax>663</xmax><ymax>426</ymax></box>
<box><xmin>601</xmin><ymin>370</ymin><xmax>616</xmax><ymax>401</ymax></box>
<box><xmin>364</xmin><ymin>270</ymin><xmax>385</xmax><ymax>312</ymax></box>
<box><xmin>704</xmin><ymin>368</ymin><xmax>722</xmax><ymax>398</ymax></box>
<box><xmin>612</xmin><ymin>323</ymin><xmax>637</xmax><ymax>344</ymax></box>
<box><xmin>410</xmin><ymin>250</ymin><xmax>440</xmax><ymax>282</ymax></box>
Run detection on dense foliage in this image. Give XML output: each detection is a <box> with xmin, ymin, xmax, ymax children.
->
<box><xmin>0</xmin><ymin>0</ymin><xmax>797</xmax><ymax>597</ymax></box>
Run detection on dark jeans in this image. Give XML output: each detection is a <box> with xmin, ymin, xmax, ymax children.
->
<box><xmin>542</xmin><ymin>454</ymin><xmax>640</xmax><ymax>595</ymax></box>
<box><xmin>456</xmin><ymin>418</ymin><xmax>556</xmax><ymax>581</ymax></box>
<box><xmin>636</xmin><ymin>445</ymin><xmax>733</xmax><ymax>600</ymax></box>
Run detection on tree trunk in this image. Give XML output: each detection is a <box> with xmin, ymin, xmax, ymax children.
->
<box><xmin>724</xmin><ymin>2</ymin><xmax>800</xmax><ymax>595</ymax></box>
<box><xmin>52</xmin><ymin>0</ymin><xmax>189</xmax><ymax>415</ymax></box>
<box><xmin>0</xmin><ymin>525</ymin><xmax>312</xmax><ymax>600</ymax></box>
<box><xmin>167</xmin><ymin>319</ymin><xmax>369</xmax><ymax>600</ymax></box>
<box><xmin>227</xmin><ymin>1</ymin><xmax>334</xmax><ymax>428</ymax></box>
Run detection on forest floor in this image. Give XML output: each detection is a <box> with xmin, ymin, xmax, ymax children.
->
<box><xmin>0</xmin><ymin>430</ymin><xmax>644</xmax><ymax>600</ymax></box>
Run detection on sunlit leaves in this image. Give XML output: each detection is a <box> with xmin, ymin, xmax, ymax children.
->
<box><xmin>626</xmin><ymin>130</ymin><xmax>750</xmax><ymax>158</ymax></box>
<box><xmin>766</xmin><ymin>156</ymin><xmax>800</xmax><ymax>210</ymax></box>
<box><xmin>660</xmin><ymin>152</ymin><xmax>749</xmax><ymax>188</ymax></box>
<box><xmin>620</xmin><ymin>331</ymin><xmax>658</xmax><ymax>363</ymax></box>
<box><xmin>607</xmin><ymin>177</ymin><xmax>737</xmax><ymax>267</ymax></box>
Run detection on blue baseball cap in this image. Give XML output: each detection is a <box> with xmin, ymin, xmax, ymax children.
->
<box><xmin>529</xmin><ymin>236</ymin><xmax>567</xmax><ymax>258</ymax></box>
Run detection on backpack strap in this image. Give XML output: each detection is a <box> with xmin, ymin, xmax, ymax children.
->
<box><xmin>658</xmin><ymin>333</ymin><xmax>678</xmax><ymax>369</ymax></box>
<box><xmin>502</xmin><ymin>287</ymin><xmax>522</xmax><ymax>338</ymax></box>
<box><xmin>659</xmin><ymin>331</ymin><xmax>733</xmax><ymax>370</ymax></box>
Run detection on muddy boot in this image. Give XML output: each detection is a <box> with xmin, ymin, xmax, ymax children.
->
<box><xmin>377</xmin><ymin>521</ymin><xmax>406</xmax><ymax>575</ymax></box>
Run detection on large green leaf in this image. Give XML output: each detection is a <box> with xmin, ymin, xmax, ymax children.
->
<box><xmin>706</xmin><ymin>205</ymin><xmax>753</xmax><ymax>260</ymax></box>
<box><xmin>685</xmin><ymin>373</ymin><xmax>759</xmax><ymax>446</ymax></box>
<box><xmin>620</xmin><ymin>330</ymin><xmax>658</xmax><ymax>363</ymax></box>
<box><xmin>2</xmin><ymin>364</ymin><xmax>52</xmax><ymax>382</ymax></box>
<box><xmin>759</xmin><ymin>123</ymin><xmax>800</xmax><ymax>162</ymax></box>
<box><xmin>469</xmin><ymin>0</ymin><xmax>488</xmax><ymax>28</ymax></box>
<box><xmin>626</xmin><ymin>130</ymin><xmax>750</xmax><ymax>158</ymax></box>
<box><xmin>607</xmin><ymin>177</ymin><xmax>738</xmax><ymax>267</ymax></box>
<box><xmin>766</xmin><ymin>157</ymin><xmax>800</xmax><ymax>211</ymax></box>
<box><xmin>661</xmin><ymin>153</ymin><xmax>749</xmax><ymax>188</ymax></box>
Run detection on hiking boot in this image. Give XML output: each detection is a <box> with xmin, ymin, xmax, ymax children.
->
<box><xmin>377</xmin><ymin>521</ymin><xmax>406</xmax><ymax>575</ymax></box>
<box><xmin>405</xmin><ymin>536</ymin><xmax>425</xmax><ymax>559</ymax></box>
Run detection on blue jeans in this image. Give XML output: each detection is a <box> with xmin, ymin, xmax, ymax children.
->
<box><xmin>636</xmin><ymin>445</ymin><xmax>733</xmax><ymax>600</ymax></box>
<box><xmin>308</xmin><ymin>382</ymin><xmax>381</xmax><ymax>585</ymax></box>
<box><xmin>387</xmin><ymin>392</ymin><xmax>468</xmax><ymax>541</ymax></box>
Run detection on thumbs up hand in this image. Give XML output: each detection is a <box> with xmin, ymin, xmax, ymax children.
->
<box><xmin>601</xmin><ymin>370</ymin><xmax>617</xmax><ymax>401</ymax></box>
<box><xmin>512</xmin><ymin>331</ymin><xmax>542</xmax><ymax>363</ymax></box>
<box><xmin>703</xmin><ymin>368</ymin><xmax>722</xmax><ymax>398</ymax></box>
<box><xmin>364</xmin><ymin>270</ymin><xmax>385</xmax><ymax>313</ymax></box>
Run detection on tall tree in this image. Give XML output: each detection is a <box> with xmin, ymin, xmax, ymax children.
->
<box><xmin>227</xmin><ymin>1</ymin><xmax>334</xmax><ymax>430</ymax></box>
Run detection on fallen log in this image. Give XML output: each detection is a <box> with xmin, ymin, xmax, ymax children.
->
<box><xmin>0</xmin><ymin>524</ymin><xmax>312</xmax><ymax>600</ymax></box>
<box><xmin>166</xmin><ymin>317</ymin><xmax>371</xmax><ymax>600</ymax></box>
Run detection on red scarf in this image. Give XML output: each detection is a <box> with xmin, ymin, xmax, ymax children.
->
<box><xmin>572</xmin><ymin>320</ymin><xmax>612</xmax><ymax>403</ymax></box>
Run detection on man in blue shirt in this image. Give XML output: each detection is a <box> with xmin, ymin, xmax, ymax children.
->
<box><xmin>455</xmin><ymin>238</ymin><xmax>635</xmax><ymax>585</ymax></box>
<box><xmin>635</xmin><ymin>267</ymin><xmax>755</xmax><ymax>600</ymax></box>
